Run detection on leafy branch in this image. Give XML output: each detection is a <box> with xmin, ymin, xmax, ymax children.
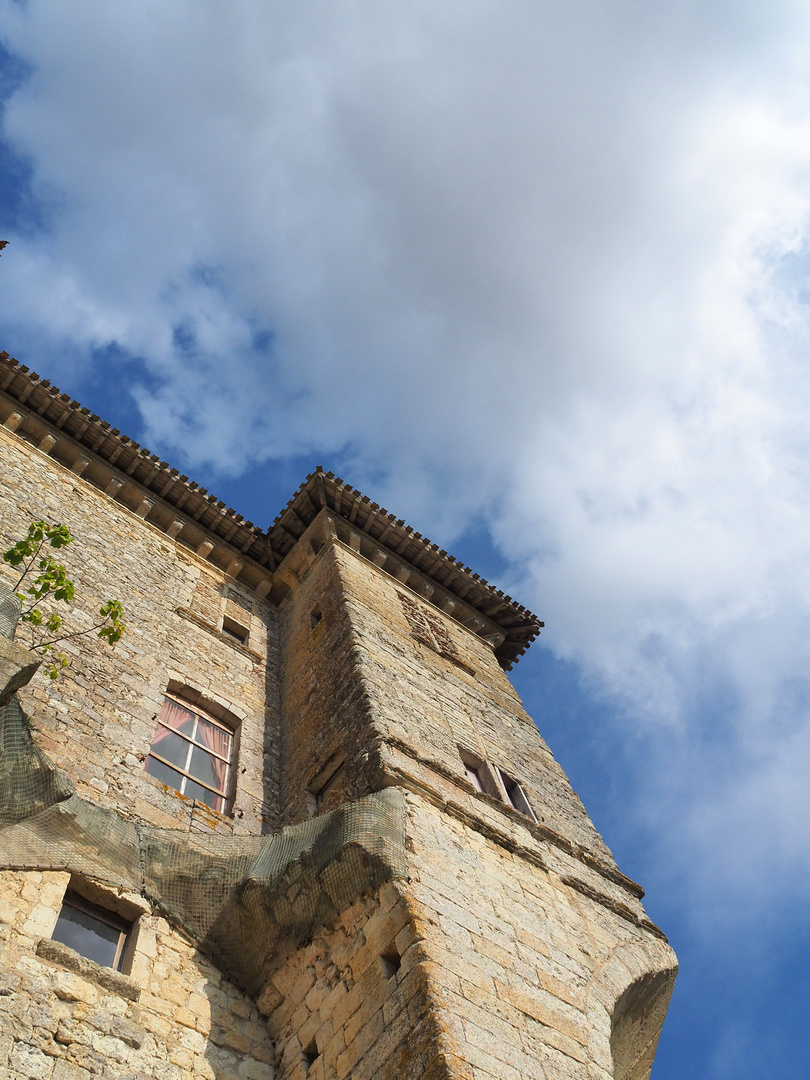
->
<box><xmin>3</xmin><ymin>521</ymin><xmax>125</xmax><ymax>679</ymax></box>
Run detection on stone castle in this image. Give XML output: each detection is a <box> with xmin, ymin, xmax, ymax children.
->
<box><xmin>0</xmin><ymin>348</ymin><xmax>676</xmax><ymax>1080</ymax></box>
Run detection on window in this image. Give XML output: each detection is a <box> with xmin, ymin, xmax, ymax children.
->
<box><xmin>497</xmin><ymin>767</ymin><xmax>537</xmax><ymax>821</ymax></box>
<box><xmin>464</xmin><ymin>761</ymin><xmax>485</xmax><ymax>792</ymax></box>
<box><xmin>145</xmin><ymin>696</ymin><xmax>235</xmax><ymax>812</ymax></box>
<box><xmin>306</xmin><ymin>752</ymin><xmax>345</xmax><ymax>815</ymax></box>
<box><xmin>459</xmin><ymin>748</ymin><xmax>492</xmax><ymax>795</ymax></box>
<box><xmin>52</xmin><ymin>892</ymin><xmax>131</xmax><ymax>971</ymax></box>
<box><xmin>221</xmin><ymin>615</ymin><xmax>249</xmax><ymax>645</ymax></box>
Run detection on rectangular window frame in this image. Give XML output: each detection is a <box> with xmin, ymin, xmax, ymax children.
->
<box><xmin>221</xmin><ymin>615</ymin><xmax>250</xmax><ymax>646</ymax></box>
<box><xmin>52</xmin><ymin>891</ymin><xmax>132</xmax><ymax>972</ymax></box>
<box><xmin>496</xmin><ymin>767</ymin><xmax>538</xmax><ymax>822</ymax></box>
<box><xmin>458</xmin><ymin>747</ymin><xmax>499</xmax><ymax>798</ymax></box>
<box><xmin>145</xmin><ymin>695</ymin><xmax>236</xmax><ymax>813</ymax></box>
<box><xmin>464</xmin><ymin>761</ymin><xmax>485</xmax><ymax>792</ymax></box>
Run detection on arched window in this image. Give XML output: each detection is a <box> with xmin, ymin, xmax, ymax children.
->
<box><xmin>145</xmin><ymin>695</ymin><xmax>236</xmax><ymax>812</ymax></box>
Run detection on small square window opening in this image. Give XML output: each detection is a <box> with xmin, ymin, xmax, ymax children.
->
<box><xmin>145</xmin><ymin>696</ymin><xmax>235</xmax><ymax>813</ymax></box>
<box><xmin>221</xmin><ymin>616</ymin><xmax>249</xmax><ymax>645</ymax></box>
<box><xmin>380</xmin><ymin>947</ymin><xmax>402</xmax><ymax>980</ymax></box>
<box><xmin>51</xmin><ymin>892</ymin><xmax>131</xmax><ymax>971</ymax></box>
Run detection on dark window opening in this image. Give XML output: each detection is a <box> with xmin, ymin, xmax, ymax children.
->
<box><xmin>310</xmin><ymin>609</ymin><xmax>323</xmax><ymax>629</ymax></box>
<box><xmin>380</xmin><ymin>947</ymin><xmax>402</xmax><ymax>980</ymax></box>
<box><xmin>497</xmin><ymin>768</ymin><xmax>537</xmax><ymax>821</ymax></box>
<box><xmin>221</xmin><ymin>616</ymin><xmax>249</xmax><ymax>645</ymax></box>
<box><xmin>51</xmin><ymin>892</ymin><xmax>131</xmax><ymax>971</ymax></box>
<box><xmin>303</xmin><ymin>1040</ymin><xmax>319</xmax><ymax>1070</ymax></box>
<box><xmin>145</xmin><ymin>696</ymin><xmax>235</xmax><ymax>813</ymax></box>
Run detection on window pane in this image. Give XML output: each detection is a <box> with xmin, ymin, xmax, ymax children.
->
<box><xmin>159</xmin><ymin>699</ymin><xmax>197</xmax><ymax>737</ymax></box>
<box><xmin>194</xmin><ymin>715</ymin><xmax>232</xmax><ymax>760</ymax></box>
<box><xmin>52</xmin><ymin>902</ymin><xmax>121</xmax><ymax>968</ymax></box>
<box><xmin>184</xmin><ymin>777</ymin><xmax>224</xmax><ymax>812</ymax></box>
<box><xmin>188</xmin><ymin>744</ymin><xmax>226</xmax><ymax>793</ymax></box>
<box><xmin>145</xmin><ymin>755</ymin><xmax>184</xmax><ymax>790</ymax></box>
<box><xmin>465</xmin><ymin>763</ymin><xmax>484</xmax><ymax>792</ymax></box>
<box><xmin>499</xmin><ymin>769</ymin><xmax>536</xmax><ymax>820</ymax></box>
<box><xmin>149</xmin><ymin>728</ymin><xmax>191</xmax><ymax>770</ymax></box>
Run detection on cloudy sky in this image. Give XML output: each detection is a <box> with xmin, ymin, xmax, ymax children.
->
<box><xmin>3</xmin><ymin>2</ymin><xmax>810</xmax><ymax>1074</ymax></box>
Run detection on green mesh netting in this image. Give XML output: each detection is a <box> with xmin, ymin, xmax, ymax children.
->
<box><xmin>0</xmin><ymin>585</ymin><xmax>407</xmax><ymax>995</ymax></box>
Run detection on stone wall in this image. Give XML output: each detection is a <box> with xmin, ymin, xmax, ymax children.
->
<box><xmin>258</xmin><ymin>880</ymin><xmax>454</xmax><ymax>1080</ymax></box>
<box><xmin>0</xmin><ymin>407</ymin><xmax>676</xmax><ymax>1079</ymax></box>
<box><xmin>266</xmin><ymin>536</ymin><xmax>677</xmax><ymax>1079</ymax></box>
<box><xmin>402</xmin><ymin>794</ymin><xmax>676</xmax><ymax>1080</ymax></box>
<box><xmin>278</xmin><ymin>541</ymin><xmax>373</xmax><ymax>827</ymax></box>
<box><xmin>0</xmin><ymin>869</ymin><xmax>276</xmax><ymax>1080</ymax></box>
<box><xmin>282</xmin><ymin>535</ymin><xmax>622</xmax><ymax>869</ymax></box>
<box><xmin>0</xmin><ymin>424</ymin><xmax>281</xmax><ymax>836</ymax></box>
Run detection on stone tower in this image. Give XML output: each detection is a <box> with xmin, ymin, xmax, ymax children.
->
<box><xmin>0</xmin><ymin>350</ymin><xmax>676</xmax><ymax>1080</ymax></box>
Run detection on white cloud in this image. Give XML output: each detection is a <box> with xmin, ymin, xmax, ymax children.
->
<box><xmin>4</xmin><ymin>0</ymin><xmax>810</xmax><ymax>927</ymax></box>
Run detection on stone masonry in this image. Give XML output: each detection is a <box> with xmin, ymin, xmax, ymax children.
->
<box><xmin>0</xmin><ymin>352</ymin><xmax>676</xmax><ymax>1079</ymax></box>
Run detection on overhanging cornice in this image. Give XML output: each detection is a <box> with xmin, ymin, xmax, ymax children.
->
<box><xmin>0</xmin><ymin>352</ymin><xmax>543</xmax><ymax>665</ymax></box>
<box><xmin>270</xmin><ymin>471</ymin><xmax>543</xmax><ymax>668</ymax></box>
<box><xmin>0</xmin><ymin>352</ymin><xmax>274</xmax><ymax>578</ymax></box>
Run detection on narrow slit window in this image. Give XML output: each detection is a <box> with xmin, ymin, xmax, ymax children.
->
<box><xmin>307</xmin><ymin>752</ymin><xmax>346</xmax><ymax>815</ymax></box>
<box><xmin>51</xmin><ymin>892</ymin><xmax>131</xmax><ymax>971</ymax></box>
<box><xmin>145</xmin><ymin>696</ymin><xmax>235</xmax><ymax>813</ymax></box>
<box><xmin>459</xmin><ymin>748</ymin><xmax>489</xmax><ymax>794</ymax></box>
<box><xmin>497</xmin><ymin>768</ymin><xmax>537</xmax><ymax>821</ymax></box>
<box><xmin>464</xmin><ymin>761</ymin><xmax>485</xmax><ymax>792</ymax></box>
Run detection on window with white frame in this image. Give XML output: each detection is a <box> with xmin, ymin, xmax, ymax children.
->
<box><xmin>464</xmin><ymin>760</ymin><xmax>485</xmax><ymax>792</ymax></box>
<box><xmin>458</xmin><ymin>747</ymin><xmax>496</xmax><ymax>795</ymax></box>
<box><xmin>497</xmin><ymin>767</ymin><xmax>537</xmax><ymax>821</ymax></box>
<box><xmin>145</xmin><ymin>696</ymin><xmax>235</xmax><ymax>813</ymax></box>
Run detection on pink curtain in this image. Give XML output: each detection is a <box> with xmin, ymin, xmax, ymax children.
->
<box><xmin>149</xmin><ymin>724</ymin><xmax>175</xmax><ymax>749</ymax></box>
<box><xmin>195</xmin><ymin>717</ymin><xmax>231</xmax><ymax>792</ymax></box>
<box><xmin>159</xmin><ymin>699</ymin><xmax>195</xmax><ymax>735</ymax></box>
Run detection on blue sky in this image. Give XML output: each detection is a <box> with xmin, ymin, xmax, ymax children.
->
<box><xmin>3</xmin><ymin>3</ymin><xmax>810</xmax><ymax>1076</ymax></box>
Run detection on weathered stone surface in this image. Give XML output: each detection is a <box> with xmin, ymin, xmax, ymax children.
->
<box><xmin>0</xmin><ymin>870</ymin><xmax>278</xmax><ymax>1079</ymax></box>
<box><xmin>0</xmin><ymin>360</ymin><xmax>676</xmax><ymax>1080</ymax></box>
<box><xmin>0</xmin><ymin>636</ymin><xmax>41</xmax><ymax>707</ymax></box>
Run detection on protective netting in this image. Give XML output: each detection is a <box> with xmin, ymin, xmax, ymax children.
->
<box><xmin>0</xmin><ymin>587</ymin><xmax>20</xmax><ymax>638</ymax></box>
<box><xmin>0</xmin><ymin>584</ymin><xmax>407</xmax><ymax>995</ymax></box>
